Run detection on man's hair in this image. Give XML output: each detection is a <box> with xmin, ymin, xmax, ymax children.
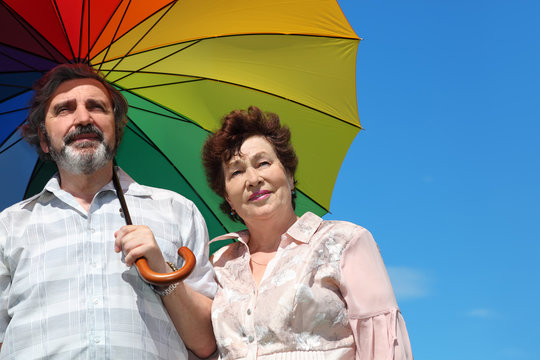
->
<box><xmin>21</xmin><ymin>63</ymin><xmax>128</xmax><ymax>160</ymax></box>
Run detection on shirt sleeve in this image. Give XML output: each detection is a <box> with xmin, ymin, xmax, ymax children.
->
<box><xmin>339</xmin><ymin>227</ymin><xmax>413</xmax><ymax>360</ymax></box>
<box><xmin>0</xmin><ymin>216</ymin><xmax>11</xmax><ymax>342</ymax></box>
<box><xmin>174</xmin><ymin>200</ymin><xmax>217</xmax><ymax>299</ymax></box>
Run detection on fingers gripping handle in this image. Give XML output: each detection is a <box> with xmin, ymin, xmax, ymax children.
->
<box><xmin>113</xmin><ymin>167</ymin><xmax>196</xmax><ymax>286</ymax></box>
<box><xmin>135</xmin><ymin>247</ymin><xmax>196</xmax><ymax>286</ymax></box>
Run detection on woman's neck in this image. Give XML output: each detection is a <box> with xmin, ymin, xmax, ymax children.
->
<box><xmin>244</xmin><ymin>209</ymin><xmax>298</xmax><ymax>253</ymax></box>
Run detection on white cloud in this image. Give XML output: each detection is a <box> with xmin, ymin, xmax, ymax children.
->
<box><xmin>387</xmin><ymin>266</ymin><xmax>430</xmax><ymax>300</ymax></box>
<box><xmin>466</xmin><ymin>308</ymin><xmax>495</xmax><ymax>318</ymax></box>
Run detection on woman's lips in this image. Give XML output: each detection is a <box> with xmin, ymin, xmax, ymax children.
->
<box><xmin>249</xmin><ymin>190</ymin><xmax>271</xmax><ymax>201</ymax></box>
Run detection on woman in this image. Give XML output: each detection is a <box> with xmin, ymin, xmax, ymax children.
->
<box><xmin>202</xmin><ymin>106</ymin><xmax>413</xmax><ymax>360</ymax></box>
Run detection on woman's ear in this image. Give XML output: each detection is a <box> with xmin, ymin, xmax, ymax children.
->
<box><xmin>287</xmin><ymin>173</ymin><xmax>295</xmax><ymax>192</ymax></box>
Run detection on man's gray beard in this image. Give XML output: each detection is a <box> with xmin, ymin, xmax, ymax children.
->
<box><xmin>50</xmin><ymin>141</ymin><xmax>115</xmax><ymax>175</ymax></box>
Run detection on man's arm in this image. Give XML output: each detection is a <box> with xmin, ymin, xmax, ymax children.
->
<box><xmin>114</xmin><ymin>225</ymin><xmax>216</xmax><ymax>358</ymax></box>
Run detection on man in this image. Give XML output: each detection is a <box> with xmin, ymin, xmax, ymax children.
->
<box><xmin>0</xmin><ymin>64</ymin><xmax>216</xmax><ymax>359</ymax></box>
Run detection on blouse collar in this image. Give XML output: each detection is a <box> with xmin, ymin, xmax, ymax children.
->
<box><xmin>210</xmin><ymin>211</ymin><xmax>324</xmax><ymax>246</ymax></box>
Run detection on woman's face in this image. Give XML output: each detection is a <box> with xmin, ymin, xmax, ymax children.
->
<box><xmin>223</xmin><ymin>135</ymin><xmax>294</xmax><ymax>223</ymax></box>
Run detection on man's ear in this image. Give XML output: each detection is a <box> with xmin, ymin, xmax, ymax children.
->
<box><xmin>38</xmin><ymin>128</ymin><xmax>49</xmax><ymax>154</ymax></box>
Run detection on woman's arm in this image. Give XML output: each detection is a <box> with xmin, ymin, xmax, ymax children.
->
<box><xmin>339</xmin><ymin>227</ymin><xmax>413</xmax><ymax>359</ymax></box>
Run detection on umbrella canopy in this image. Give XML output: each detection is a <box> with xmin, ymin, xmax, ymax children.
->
<box><xmin>0</xmin><ymin>0</ymin><xmax>361</xmax><ymax>247</ymax></box>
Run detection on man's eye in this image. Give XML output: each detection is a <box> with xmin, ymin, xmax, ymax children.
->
<box><xmin>258</xmin><ymin>161</ymin><xmax>270</xmax><ymax>167</ymax></box>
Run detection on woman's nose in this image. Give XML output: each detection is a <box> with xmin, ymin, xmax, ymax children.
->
<box><xmin>245</xmin><ymin>167</ymin><xmax>262</xmax><ymax>185</ymax></box>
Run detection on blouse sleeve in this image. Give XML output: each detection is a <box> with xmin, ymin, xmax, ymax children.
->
<box><xmin>339</xmin><ymin>227</ymin><xmax>413</xmax><ymax>360</ymax></box>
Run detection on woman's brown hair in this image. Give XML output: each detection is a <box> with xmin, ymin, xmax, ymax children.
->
<box><xmin>202</xmin><ymin>106</ymin><xmax>298</xmax><ymax>222</ymax></box>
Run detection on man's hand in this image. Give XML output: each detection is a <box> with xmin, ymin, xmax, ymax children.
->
<box><xmin>114</xmin><ymin>225</ymin><xmax>169</xmax><ymax>274</ymax></box>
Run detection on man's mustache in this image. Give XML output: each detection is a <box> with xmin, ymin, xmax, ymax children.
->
<box><xmin>63</xmin><ymin>125</ymin><xmax>104</xmax><ymax>145</ymax></box>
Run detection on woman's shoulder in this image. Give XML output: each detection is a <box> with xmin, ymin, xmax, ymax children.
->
<box><xmin>315</xmin><ymin>217</ymin><xmax>378</xmax><ymax>252</ymax></box>
<box><xmin>305</xmin><ymin>212</ymin><xmax>372</xmax><ymax>239</ymax></box>
<box><xmin>209</xmin><ymin>230</ymin><xmax>249</xmax><ymax>265</ymax></box>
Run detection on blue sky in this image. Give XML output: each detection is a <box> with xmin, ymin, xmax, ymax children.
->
<box><xmin>325</xmin><ymin>0</ymin><xmax>540</xmax><ymax>358</ymax></box>
<box><xmin>1</xmin><ymin>1</ymin><xmax>538</xmax><ymax>359</ymax></box>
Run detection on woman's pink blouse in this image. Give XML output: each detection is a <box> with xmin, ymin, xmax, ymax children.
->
<box><xmin>210</xmin><ymin>212</ymin><xmax>413</xmax><ymax>359</ymax></box>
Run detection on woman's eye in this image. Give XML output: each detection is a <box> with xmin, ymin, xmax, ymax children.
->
<box><xmin>258</xmin><ymin>161</ymin><xmax>270</xmax><ymax>167</ymax></box>
<box><xmin>231</xmin><ymin>170</ymin><xmax>242</xmax><ymax>177</ymax></box>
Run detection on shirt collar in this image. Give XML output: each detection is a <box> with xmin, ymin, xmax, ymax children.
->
<box><xmin>285</xmin><ymin>211</ymin><xmax>323</xmax><ymax>244</ymax></box>
<box><xmin>104</xmin><ymin>167</ymin><xmax>152</xmax><ymax>197</ymax></box>
<box><xmin>209</xmin><ymin>211</ymin><xmax>324</xmax><ymax>246</ymax></box>
<box><xmin>39</xmin><ymin>166</ymin><xmax>152</xmax><ymax>200</ymax></box>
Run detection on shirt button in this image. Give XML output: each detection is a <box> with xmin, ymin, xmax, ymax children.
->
<box><xmin>93</xmin><ymin>298</ymin><xmax>100</xmax><ymax>305</ymax></box>
<box><xmin>88</xmin><ymin>228</ymin><xmax>95</xmax><ymax>233</ymax></box>
<box><xmin>248</xmin><ymin>335</ymin><xmax>254</xmax><ymax>343</ymax></box>
<box><xmin>94</xmin><ymin>337</ymin><xmax>101</xmax><ymax>343</ymax></box>
<box><xmin>247</xmin><ymin>309</ymin><xmax>251</xmax><ymax>315</ymax></box>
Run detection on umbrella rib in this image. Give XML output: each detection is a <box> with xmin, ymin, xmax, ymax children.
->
<box><xmin>0</xmin><ymin>45</ymin><xmax>62</xmax><ymax>72</ymax></box>
<box><xmin>100</xmin><ymin>1</ymin><xmax>177</xmax><ymax>78</ymax></box>
<box><xmin>0</xmin><ymin>106</ymin><xmax>30</xmax><ymax>116</ymax></box>
<box><xmin>0</xmin><ymin>115</ymin><xmax>26</xmax><ymax>150</ymax></box>
<box><xmin>51</xmin><ymin>0</ymin><xmax>77</xmax><ymax>61</ymax></box>
<box><xmin>0</xmin><ymin>47</ymin><xmax>45</xmax><ymax>72</ymax></box>
<box><xmin>23</xmin><ymin>159</ymin><xmax>50</xmax><ymax>199</ymax></box>
<box><xmin>297</xmin><ymin>188</ymin><xmax>329</xmax><ymax>213</ymax></box>
<box><xmin>92</xmin><ymin>1</ymin><xmax>179</xmax><ymax>71</ymax></box>
<box><xmin>85</xmin><ymin>0</ymin><xmax>90</xmax><ymax>63</ymax></box>
<box><xmin>118</xmin><ymin>86</ymin><xmax>208</xmax><ymax>131</ymax></box>
<box><xmin>115</xmin><ymin>72</ymin><xmax>360</xmax><ymax>129</ymax></box>
<box><xmin>128</xmin><ymin>105</ymin><xmax>208</xmax><ymax>131</ymax></box>
<box><xmin>119</xmin><ymin>78</ymin><xmax>203</xmax><ymax>91</ymax></box>
<box><xmin>0</xmin><ymin>2</ymin><xmax>70</xmax><ymax>63</ymax></box>
<box><xmin>93</xmin><ymin>32</ymin><xmax>359</xmax><ymax>66</ymax></box>
<box><xmin>0</xmin><ymin>88</ymin><xmax>34</xmax><ymax>105</ymax></box>
<box><xmin>124</xmin><ymin>119</ymin><xmax>229</xmax><ymax>234</ymax></box>
<box><xmin>0</xmin><ymin>83</ymin><xmax>32</xmax><ymax>92</ymax></box>
<box><xmin>93</xmin><ymin>32</ymin><xmax>362</xmax><ymax>71</ymax></box>
<box><xmin>107</xmin><ymin>41</ymin><xmax>201</xmax><ymax>85</ymax></box>
<box><xmin>217</xmin><ymin>78</ymin><xmax>361</xmax><ymax>129</ymax></box>
<box><xmin>95</xmin><ymin>0</ymin><xmax>132</xmax><ymax>72</ymax></box>
<box><xmin>77</xmin><ymin>0</ymin><xmax>86</xmax><ymax>61</ymax></box>
<box><xmin>0</xmin><ymin>137</ymin><xmax>23</xmax><ymax>155</ymax></box>
<box><xmin>91</xmin><ymin>1</ymin><xmax>177</xmax><ymax>70</ymax></box>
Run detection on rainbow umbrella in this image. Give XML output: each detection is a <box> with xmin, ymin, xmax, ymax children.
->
<box><xmin>0</xmin><ymin>0</ymin><xmax>361</xmax><ymax>247</ymax></box>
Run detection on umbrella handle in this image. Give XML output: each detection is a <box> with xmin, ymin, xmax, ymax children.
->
<box><xmin>135</xmin><ymin>246</ymin><xmax>196</xmax><ymax>286</ymax></box>
<box><xmin>112</xmin><ymin>166</ymin><xmax>196</xmax><ymax>286</ymax></box>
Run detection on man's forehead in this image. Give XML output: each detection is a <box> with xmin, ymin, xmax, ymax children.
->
<box><xmin>49</xmin><ymin>78</ymin><xmax>111</xmax><ymax>104</ymax></box>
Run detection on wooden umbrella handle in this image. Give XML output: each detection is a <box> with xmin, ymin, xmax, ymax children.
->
<box><xmin>135</xmin><ymin>246</ymin><xmax>196</xmax><ymax>286</ymax></box>
<box><xmin>112</xmin><ymin>167</ymin><xmax>196</xmax><ymax>286</ymax></box>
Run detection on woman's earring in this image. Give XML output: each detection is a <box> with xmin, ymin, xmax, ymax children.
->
<box><xmin>291</xmin><ymin>189</ymin><xmax>295</xmax><ymax>195</ymax></box>
<box><xmin>230</xmin><ymin>209</ymin><xmax>237</xmax><ymax>216</ymax></box>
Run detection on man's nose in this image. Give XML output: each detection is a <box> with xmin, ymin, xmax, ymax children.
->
<box><xmin>73</xmin><ymin>105</ymin><xmax>92</xmax><ymax>126</ymax></box>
